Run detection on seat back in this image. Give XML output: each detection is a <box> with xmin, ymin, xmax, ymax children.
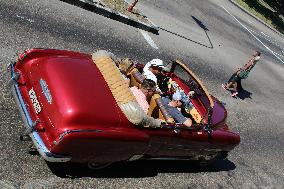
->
<box><xmin>129</xmin><ymin>68</ymin><xmax>145</xmax><ymax>88</ymax></box>
<box><xmin>147</xmin><ymin>94</ymin><xmax>160</xmax><ymax>118</ymax></box>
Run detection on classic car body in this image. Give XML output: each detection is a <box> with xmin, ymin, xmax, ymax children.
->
<box><xmin>9</xmin><ymin>48</ymin><xmax>240</xmax><ymax>167</ymax></box>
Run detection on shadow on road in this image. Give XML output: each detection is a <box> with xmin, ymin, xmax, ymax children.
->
<box><xmin>158</xmin><ymin>16</ymin><xmax>213</xmax><ymax>49</ymax></box>
<box><xmin>227</xmin><ymin>73</ymin><xmax>253</xmax><ymax>100</ymax></box>
<box><xmin>191</xmin><ymin>16</ymin><xmax>213</xmax><ymax>49</ymax></box>
<box><xmin>237</xmin><ymin>89</ymin><xmax>252</xmax><ymax>100</ymax></box>
<box><xmin>47</xmin><ymin>158</ymin><xmax>236</xmax><ymax>178</ymax></box>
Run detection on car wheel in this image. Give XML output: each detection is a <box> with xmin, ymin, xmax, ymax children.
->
<box><xmin>87</xmin><ymin>162</ymin><xmax>112</xmax><ymax>170</ymax></box>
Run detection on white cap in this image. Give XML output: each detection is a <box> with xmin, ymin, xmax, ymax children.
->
<box><xmin>172</xmin><ymin>91</ymin><xmax>182</xmax><ymax>101</ymax></box>
<box><xmin>148</xmin><ymin>59</ymin><xmax>165</xmax><ymax>69</ymax></box>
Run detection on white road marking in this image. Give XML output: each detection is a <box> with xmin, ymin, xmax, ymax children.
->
<box><xmin>16</xmin><ymin>15</ymin><xmax>34</xmax><ymax>23</ymax></box>
<box><xmin>248</xmin><ymin>29</ymin><xmax>284</xmax><ymax>49</ymax></box>
<box><xmin>221</xmin><ymin>6</ymin><xmax>284</xmax><ymax>64</ymax></box>
<box><xmin>139</xmin><ymin>29</ymin><xmax>159</xmax><ymax>49</ymax></box>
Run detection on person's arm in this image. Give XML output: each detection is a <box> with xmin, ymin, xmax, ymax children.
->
<box><xmin>183</xmin><ymin>118</ymin><xmax>192</xmax><ymax>127</ymax></box>
<box><xmin>242</xmin><ymin>61</ymin><xmax>253</xmax><ymax>70</ymax></box>
<box><xmin>241</xmin><ymin>56</ymin><xmax>257</xmax><ymax>71</ymax></box>
<box><xmin>170</xmin><ymin>108</ymin><xmax>192</xmax><ymax>127</ymax></box>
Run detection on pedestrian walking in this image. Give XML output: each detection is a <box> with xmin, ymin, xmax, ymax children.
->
<box><xmin>222</xmin><ymin>50</ymin><xmax>261</xmax><ymax>97</ymax></box>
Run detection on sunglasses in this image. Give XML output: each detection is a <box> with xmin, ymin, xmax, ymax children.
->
<box><xmin>146</xmin><ymin>88</ymin><xmax>156</xmax><ymax>93</ymax></box>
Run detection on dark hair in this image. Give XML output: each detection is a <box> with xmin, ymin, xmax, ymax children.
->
<box><xmin>255</xmin><ymin>50</ymin><xmax>261</xmax><ymax>56</ymax></box>
<box><xmin>141</xmin><ymin>79</ymin><xmax>156</xmax><ymax>90</ymax></box>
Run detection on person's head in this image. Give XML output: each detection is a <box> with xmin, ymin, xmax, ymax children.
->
<box><xmin>171</xmin><ymin>91</ymin><xmax>182</xmax><ymax>107</ymax></box>
<box><xmin>253</xmin><ymin>50</ymin><xmax>261</xmax><ymax>57</ymax></box>
<box><xmin>148</xmin><ymin>59</ymin><xmax>165</xmax><ymax>75</ymax></box>
<box><xmin>140</xmin><ymin>79</ymin><xmax>156</xmax><ymax>98</ymax></box>
<box><xmin>120</xmin><ymin>58</ymin><xmax>134</xmax><ymax>73</ymax></box>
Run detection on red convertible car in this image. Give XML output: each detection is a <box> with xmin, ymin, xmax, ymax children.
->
<box><xmin>9</xmin><ymin>48</ymin><xmax>240</xmax><ymax>169</ymax></box>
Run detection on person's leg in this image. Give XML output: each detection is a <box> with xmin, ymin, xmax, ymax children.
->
<box><xmin>232</xmin><ymin>83</ymin><xmax>237</xmax><ymax>91</ymax></box>
<box><xmin>223</xmin><ymin>73</ymin><xmax>238</xmax><ymax>91</ymax></box>
<box><xmin>237</xmin><ymin>79</ymin><xmax>243</xmax><ymax>91</ymax></box>
<box><xmin>231</xmin><ymin>83</ymin><xmax>238</xmax><ymax>97</ymax></box>
<box><xmin>226</xmin><ymin>81</ymin><xmax>237</xmax><ymax>91</ymax></box>
<box><xmin>226</xmin><ymin>81</ymin><xmax>233</xmax><ymax>88</ymax></box>
<box><xmin>222</xmin><ymin>82</ymin><xmax>229</xmax><ymax>90</ymax></box>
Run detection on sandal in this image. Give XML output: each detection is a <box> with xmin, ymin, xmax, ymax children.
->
<box><xmin>231</xmin><ymin>91</ymin><xmax>238</xmax><ymax>97</ymax></box>
<box><xmin>222</xmin><ymin>83</ymin><xmax>228</xmax><ymax>90</ymax></box>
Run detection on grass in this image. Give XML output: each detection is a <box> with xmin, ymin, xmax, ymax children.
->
<box><xmin>100</xmin><ymin>0</ymin><xmax>150</xmax><ymax>24</ymax></box>
<box><xmin>235</xmin><ymin>0</ymin><xmax>284</xmax><ymax>34</ymax></box>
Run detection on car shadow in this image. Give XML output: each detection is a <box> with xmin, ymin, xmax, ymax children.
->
<box><xmin>158</xmin><ymin>15</ymin><xmax>213</xmax><ymax>49</ymax></box>
<box><xmin>47</xmin><ymin>158</ymin><xmax>236</xmax><ymax>178</ymax></box>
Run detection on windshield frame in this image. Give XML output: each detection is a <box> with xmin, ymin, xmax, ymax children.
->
<box><xmin>167</xmin><ymin>60</ymin><xmax>215</xmax><ymax>127</ymax></box>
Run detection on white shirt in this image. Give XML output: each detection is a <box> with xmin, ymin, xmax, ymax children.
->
<box><xmin>143</xmin><ymin>62</ymin><xmax>157</xmax><ymax>83</ymax></box>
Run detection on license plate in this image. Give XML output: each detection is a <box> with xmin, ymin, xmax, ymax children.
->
<box><xmin>28</xmin><ymin>88</ymin><xmax>41</xmax><ymax>114</ymax></box>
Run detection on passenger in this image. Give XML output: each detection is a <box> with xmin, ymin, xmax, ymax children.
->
<box><xmin>143</xmin><ymin>59</ymin><xmax>165</xmax><ymax>84</ymax></box>
<box><xmin>93</xmin><ymin>49</ymin><xmax>131</xmax><ymax>84</ymax></box>
<box><xmin>162</xmin><ymin>91</ymin><xmax>193</xmax><ymax>127</ymax></box>
<box><xmin>130</xmin><ymin>79</ymin><xmax>156</xmax><ymax>114</ymax></box>
<box><xmin>222</xmin><ymin>50</ymin><xmax>261</xmax><ymax>97</ymax></box>
<box><xmin>143</xmin><ymin>59</ymin><xmax>165</xmax><ymax>93</ymax></box>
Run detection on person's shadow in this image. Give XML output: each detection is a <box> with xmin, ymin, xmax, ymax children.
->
<box><xmin>47</xmin><ymin>158</ymin><xmax>236</xmax><ymax>178</ymax></box>
<box><xmin>158</xmin><ymin>15</ymin><xmax>213</xmax><ymax>49</ymax></box>
<box><xmin>236</xmin><ymin>88</ymin><xmax>252</xmax><ymax>100</ymax></box>
<box><xmin>228</xmin><ymin>73</ymin><xmax>253</xmax><ymax>100</ymax></box>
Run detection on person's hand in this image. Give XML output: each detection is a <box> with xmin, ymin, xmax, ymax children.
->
<box><xmin>188</xmin><ymin>91</ymin><xmax>195</xmax><ymax>97</ymax></box>
<box><xmin>155</xmin><ymin>87</ymin><xmax>163</xmax><ymax>95</ymax></box>
<box><xmin>159</xmin><ymin>119</ymin><xmax>167</xmax><ymax>124</ymax></box>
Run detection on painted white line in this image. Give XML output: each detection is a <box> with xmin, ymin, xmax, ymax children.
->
<box><xmin>139</xmin><ymin>29</ymin><xmax>159</xmax><ymax>49</ymax></box>
<box><xmin>247</xmin><ymin>29</ymin><xmax>284</xmax><ymax>57</ymax></box>
<box><xmin>221</xmin><ymin>6</ymin><xmax>284</xmax><ymax>64</ymax></box>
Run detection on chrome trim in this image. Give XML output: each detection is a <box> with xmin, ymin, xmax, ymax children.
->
<box><xmin>7</xmin><ymin>72</ymin><xmax>20</xmax><ymax>88</ymax></box>
<box><xmin>24</xmin><ymin>119</ymin><xmax>40</xmax><ymax>135</ymax></box>
<box><xmin>128</xmin><ymin>155</ymin><xmax>144</xmax><ymax>161</ymax></box>
<box><xmin>39</xmin><ymin>79</ymin><xmax>52</xmax><ymax>104</ymax></box>
<box><xmin>57</xmin><ymin>129</ymin><xmax>102</xmax><ymax>142</ymax></box>
<box><xmin>52</xmin><ymin>129</ymin><xmax>103</xmax><ymax>145</ymax></box>
<box><xmin>10</xmin><ymin>64</ymin><xmax>71</xmax><ymax>162</ymax></box>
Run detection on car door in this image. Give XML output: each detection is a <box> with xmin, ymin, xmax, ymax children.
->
<box><xmin>142</xmin><ymin>127</ymin><xmax>179</xmax><ymax>157</ymax></box>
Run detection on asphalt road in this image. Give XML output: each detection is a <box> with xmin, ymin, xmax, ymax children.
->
<box><xmin>0</xmin><ymin>0</ymin><xmax>284</xmax><ymax>188</ymax></box>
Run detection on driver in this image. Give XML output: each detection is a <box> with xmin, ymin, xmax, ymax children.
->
<box><xmin>161</xmin><ymin>91</ymin><xmax>193</xmax><ymax>127</ymax></box>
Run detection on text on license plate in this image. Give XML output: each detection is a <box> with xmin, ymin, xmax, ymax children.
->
<box><xmin>28</xmin><ymin>88</ymin><xmax>41</xmax><ymax>114</ymax></box>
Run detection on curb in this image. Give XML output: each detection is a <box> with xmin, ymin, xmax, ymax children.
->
<box><xmin>59</xmin><ymin>0</ymin><xmax>159</xmax><ymax>34</ymax></box>
<box><xmin>229</xmin><ymin>0</ymin><xmax>284</xmax><ymax>38</ymax></box>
